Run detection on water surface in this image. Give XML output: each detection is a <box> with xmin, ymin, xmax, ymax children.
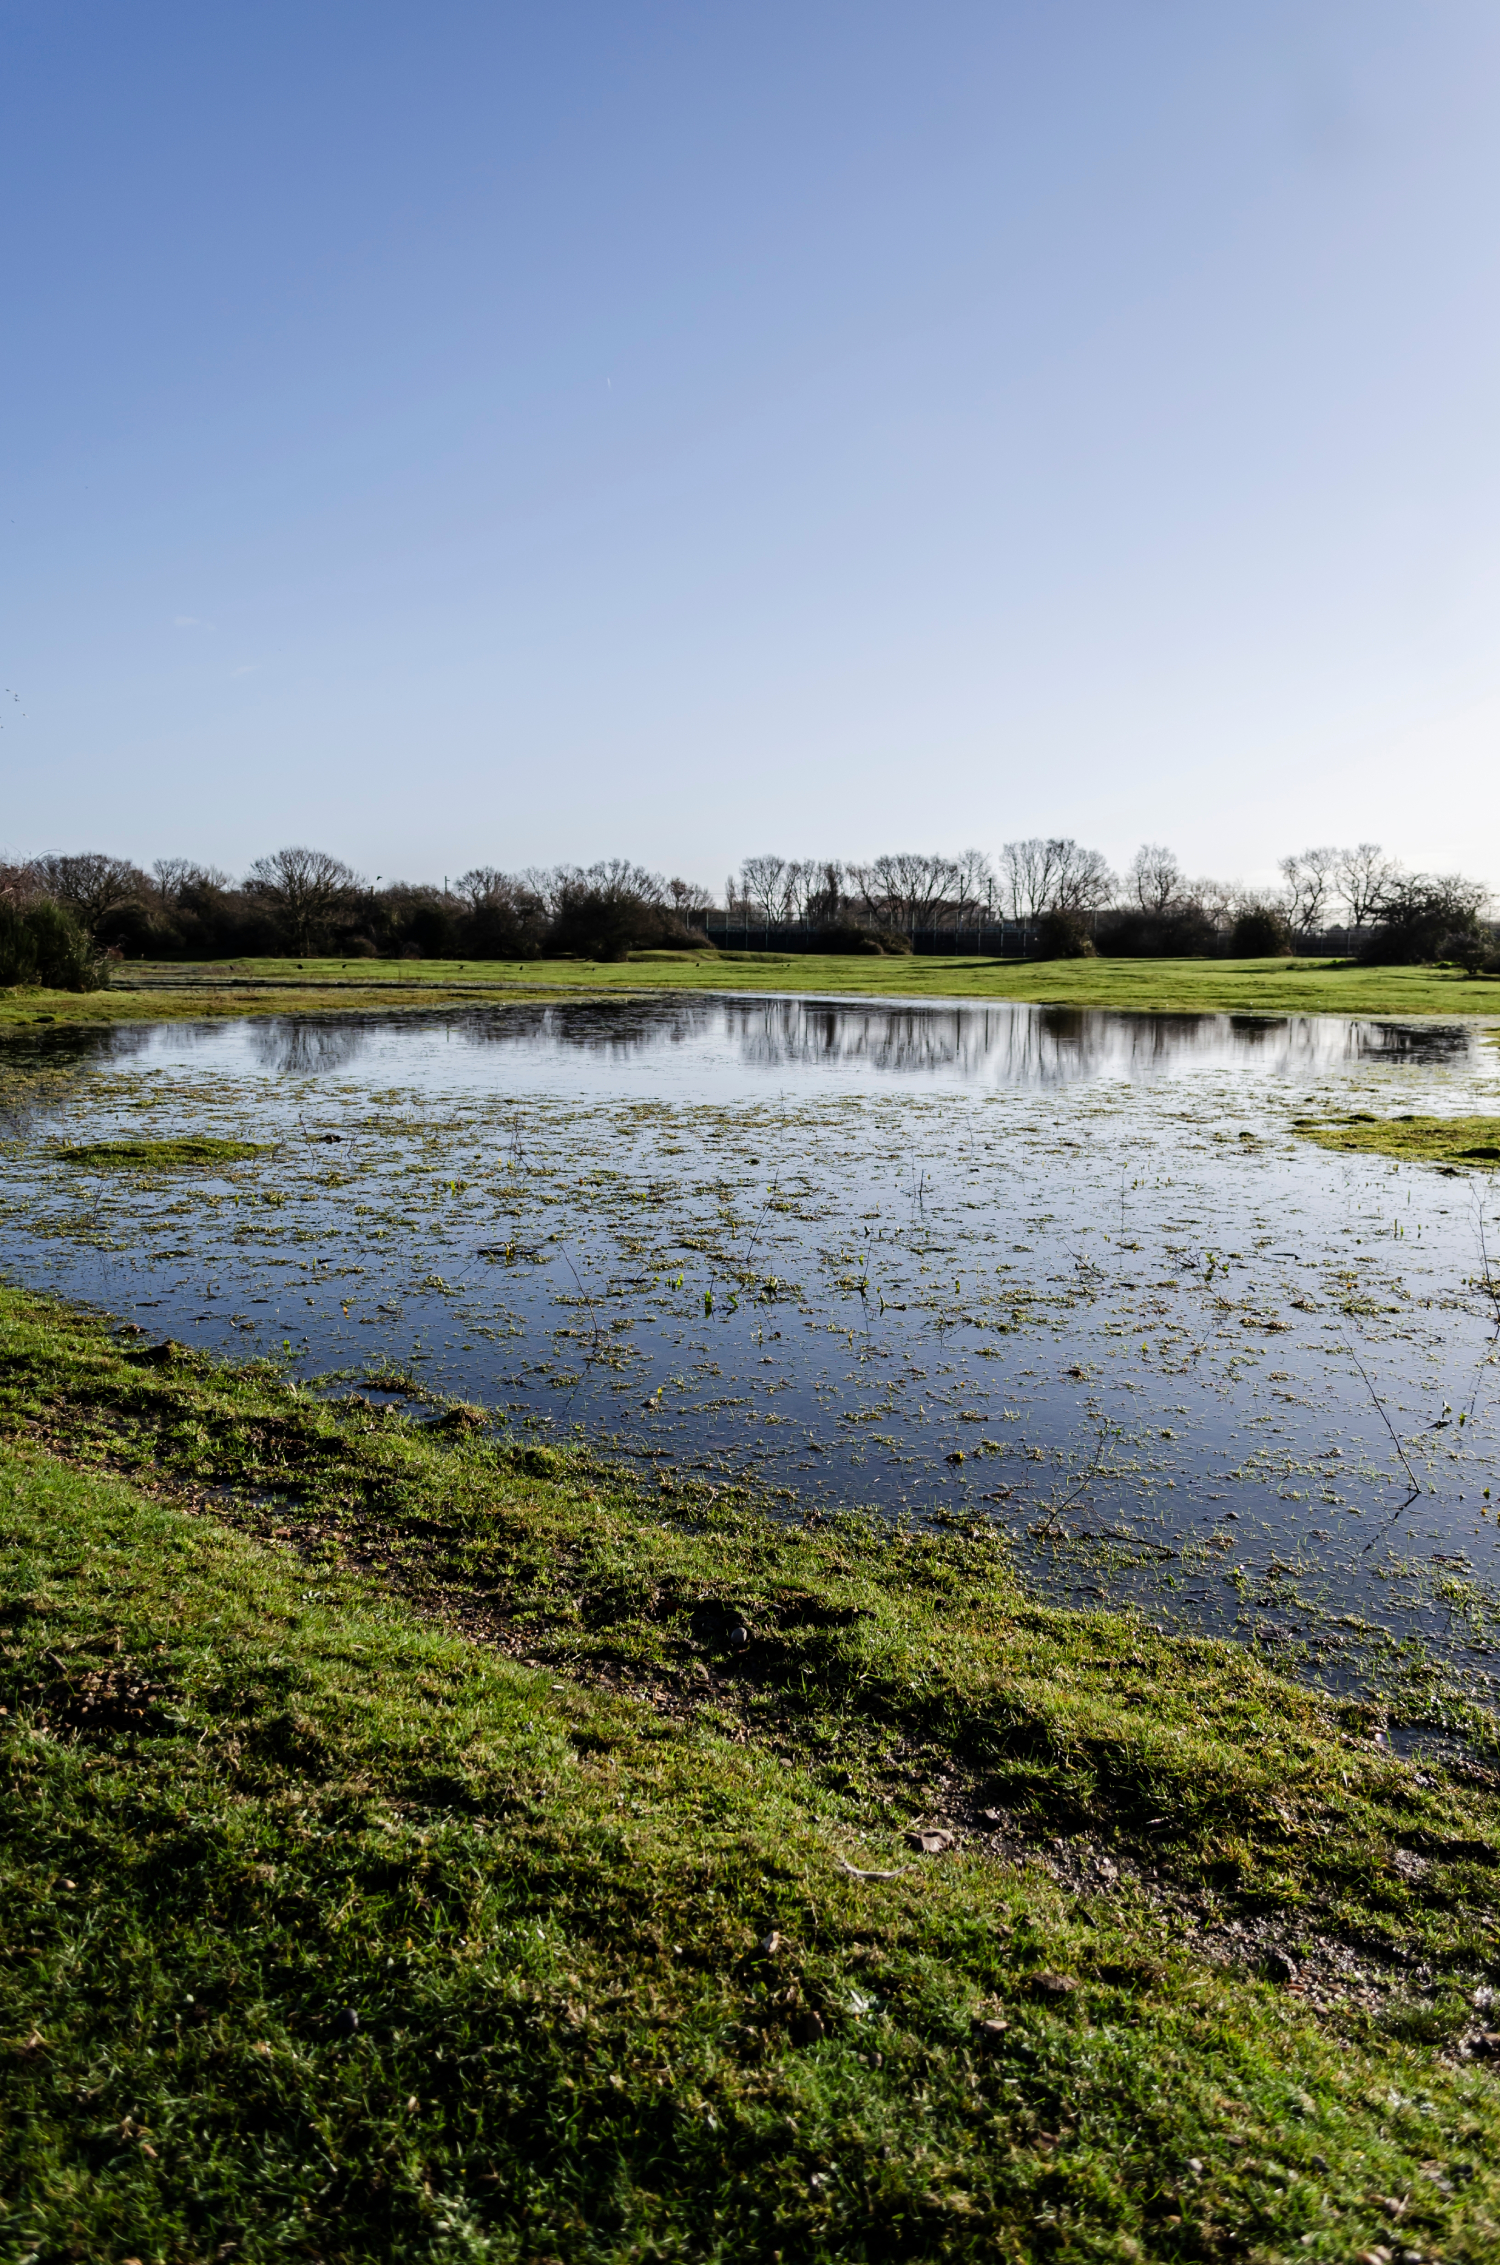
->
<box><xmin>4</xmin><ymin>994</ymin><xmax>1498</xmax><ymax>1700</ymax></box>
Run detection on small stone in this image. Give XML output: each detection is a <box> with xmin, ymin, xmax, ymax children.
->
<box><xmin>729</xmin><ymin>1626</ymin><xmax>750</xmax><ymax>1649</ymax></box>
<box><xmin>978</xmin><ymin>1808</ymin><xmax>1005</xmax><ymax>1827</ymax></box>
<box><xmin>972</xmin><ymin>2017</ymin><xmax>1009</xmax><ymax>2046</ymax></box>
<box><xmin>790</xmin><ymin>2010</ymin><xmax>826</xmax><ymax>2045</ymax></box>
<box><xmin>760</xmin><ymin>1930</ymin><xmax>781</xmax><ymax>1955</ymax></box>
<box><xmin>332</xmin><ymin>2007</ymin><xmax>359</xmax><ymax>2037</ymax></box>
<box><xmin>1264</xmin><ymin>1950</ymin><xmax>1300</xmax><ymax>1985</ymax></box>
<box><xmin>905</xmin><ymin>1828</ymin><xmax>956</xmax><ymax>1854</ymax></box>
<box><xmin>1032</xmin><ymin>1971</ymin><xmax>1079</xmax><ymax>1997</ymax></box>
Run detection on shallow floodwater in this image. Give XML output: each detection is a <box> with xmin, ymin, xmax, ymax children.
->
<box><xmin>3</xmin><ymin>994</ymin><xmax>1499</xmax><ymax>1700</ymax></box>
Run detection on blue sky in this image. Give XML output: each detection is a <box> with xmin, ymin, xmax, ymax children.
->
<box><xmin>4</xmin><ymin>1</ymin><xmax>1499</xmax><ymax>893</ymax></box>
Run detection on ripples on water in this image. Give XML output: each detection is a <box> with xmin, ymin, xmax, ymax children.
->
<box><xmin>3</xmin><ymin>995</ymin><xmax>1498</xmax><ymax>1699</ymax></box>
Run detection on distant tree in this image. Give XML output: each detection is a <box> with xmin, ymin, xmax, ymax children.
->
<box><xmin>29</xmin><ymin>852</ymin><xmax>146</xmax><ymax>935</ymax></box>
<box><xmin>244</xmin><ymin>846</ymin><xmax>360</xmax><ymax>954</ymax></box>
<box><xmin>450</xmin><ymin>869</ymin><xmax>549</xmax><ymax>958</ymax></box>
<box><xmin>1230</xmin><ymin>899</ymin><xmax>1295</xmax><ymax>957</ymax></box>
<box><xmin>666</xmin><ymin>876</ymin><xmax>712</xmax><ymax>923</ymax></box>
<box><xmin>1357</xmin><ymin>873</ymin><xmax>1491</xmax><ymax>964</ymax></box>
<box><xmin>1278</xmin><ymin>846</ymin><xmax>1339</xmax><ymax>933</ymax></box>
<box><xmin>950</xmin><ymin>848</ymin><xmax>996</xmax><ymax>932</ymax></box>
<box><xmin>849</xmin><ymin>853</ymin><xmax>960</xmax><ymax>937</ymax></box>
<box><xmin>1126</xmin><ymin>843</ymin><xmax>1185</xmax><ymax>916</ymax></box>
<box><xmin>547</xmin><ymin>861</ymin><xmax>669</xmax><ymax>960</ymax></box>
<box><xmin>152</xmin><ymin>856</ymin><xmax>230</xmax><ymax>908</ymax></box>
<box><xmin>804</xmin><ymin>861</ymin><xmax>846</xmax><ymax>927</ymax></box>
<box><xmin>1001</xmin><ymin>838</ymin><xmax>1114</xmax><ymax>921</ymax></box>
<box><xmin>739</xmin><ymin>855</ymin><xmax>794</xmax><ymax>927</ymax></box>
<box><xmin>1335</xmin><ymin>843</ymin><xmax>1394</xmax><ymax>928</ymax></box>
<box><xmin>0</xmin><ymin>860</ymin><xmax>42</xmax><ymax>906</ymax></box>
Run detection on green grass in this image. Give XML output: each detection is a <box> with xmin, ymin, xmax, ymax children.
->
<box><xmin>7</xmin><ymin>951</ymin><xmax>1500</xmax><ymax>1027</ymax></box>
<box><xmin>55</xmin><ymin>1136</ymin><xmax>273</xmax><ymax>1170</ymax></box>
<box><xmin>3</xmin><ymin>1287</ymin><xmax>1500</xmax><ymax>2260</ymax></box>
<box><xmin>1294</xmin><ymin>1114</ymin><xmax>1500</xmax><ymax>1172</ymax></box>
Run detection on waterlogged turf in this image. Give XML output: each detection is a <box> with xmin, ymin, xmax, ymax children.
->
<box><xmin>3</xmin><ymin>1314</ymin><xmax>1500</xmax><ymax>2261</ymax></box>
<box><xmin>1</xmin><ymin>996</ymin><xmax>1499</xmax><ymax>1724</ymax></box>
<box><xmin>56</xmin><ymin>1135</ymin><xmax>272</xmax><ymax>1169</ymax></box>
<box><xmin>1298</xmin><ymin>1115</ymin><xmax>1500</xmax><ymax>1171</ymax></box>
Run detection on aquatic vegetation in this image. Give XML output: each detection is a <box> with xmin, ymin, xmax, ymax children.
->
<box><xmin>56</xmin><ymin>1134</ymin><xmax>272</xmax><ymax>1169</ymax></box>
<box><xmin>1297</xmin><ymin>1112</ymin><xmax>1500</xmax><ymax>1171</ymax></box>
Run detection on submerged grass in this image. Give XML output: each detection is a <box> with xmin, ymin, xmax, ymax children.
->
<box><xmin>3</xmin><ymin>1287</ymin><xmax>1500</xmax><ymax>2258</ymax></box>
<box><xmin>1295</xmin><ymin>1114</ymin><xmax>1500</xmax><ymax>1172</ymax></box>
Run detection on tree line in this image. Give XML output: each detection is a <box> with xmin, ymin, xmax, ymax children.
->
<box><xmin>725</xmin><ymin>840</ymin><xmax>1494</xmax><ymax>966</ymax></box>
<box><xmin>0</xmin><ymin>836</ymin><xmax>1494</xmax><ymax>982</ymax></box>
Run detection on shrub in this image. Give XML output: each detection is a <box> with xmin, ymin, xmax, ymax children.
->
<box><xmin>1095</xmin><ymin>907</ymin><xmax>1220</xmax><ymax>957</ymax></box>
<box><xmin>812</xmin><ymin>920</ymin><xmax>912</xmax><ymax>955</ymax></box>
<box><xmin>1358</xmin><ymin>877</ymin><xmax>1490</xmax><ymax>965</ymax></box>
<box><xmin>1035</xmin><ymin>908</ymin><xmax>1096</xmax><ymax>958</ymax></box>
<box><xmin>0</xmin><ymin>900</ymin><xmax>109</xmax><ymax>990</ymax></box>
<box><xmin>1440</xmin><ymin>928</ymin><xmax>1500</xmax><ymax>977</ymax></box>
<box><xmin>1230</xmin><ymin>907</ymin><xmax>1293</xmax><ymax>957</ymax></box>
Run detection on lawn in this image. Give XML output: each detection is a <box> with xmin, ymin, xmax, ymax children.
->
<box><xmin>2</xmin><ymin>1287</ymin><xmax>1499</xmax><ymax>2260</ymax></box>
<box><xmin>6</xmin><ymin>951</ymin><xmax>1500</xmax><ymax>1030</ymax></box>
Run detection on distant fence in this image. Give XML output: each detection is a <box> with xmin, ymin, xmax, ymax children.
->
<box><xmin>698</xmin><ymin>919</ymin><xmax>1385</xmax><ymax>958</ymax></box>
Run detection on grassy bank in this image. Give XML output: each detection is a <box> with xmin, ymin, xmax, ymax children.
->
<box><xmin>7</xmin><ymin>950</ymin><xmax>1500</xmax><ymax>1029</ymax></box>
<box><xmin>3</xmin><ymin>1289</ymin><xmax>1500</xmax><ymax>2260</ymax></box>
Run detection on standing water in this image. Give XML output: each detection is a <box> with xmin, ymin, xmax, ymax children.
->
<box><xmin>3</xmin><ymin>994</ymin><xmax>1498</xmax><ymax>1703</ymax></box>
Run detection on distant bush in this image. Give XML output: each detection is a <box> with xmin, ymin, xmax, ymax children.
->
<box><xmin>1096</xmin><ymin>906</ymin><xmax>1220</xmax><ymax>957</ymax></box>
<box><xmin>1035</xmin><ymin>909</ymin><xmax>1096</xmax><ymax>958</ymax></box>
<box><xmin>0</xmin><ymin>900</ymin><xmax>109</xmax><ymax>990</ymax></box>
<box><xmin>1439</xmin><ymin>928</ymin><xmax>1500</xmax><ymax>977</ymax></box>
<box><xmin>1230</xmin><ymin>907</ymin><xmax>1294</xmax><ymax>957</ymax></box>
<box><xmin>1357</xmin><ymin>877</ymin><xmax>1491</xmax><ymax>965</ymax></box>
<box><xmin>811</xmin><ymin>920</ymin><xmax>912</xmax><ymax>955</ymax></box>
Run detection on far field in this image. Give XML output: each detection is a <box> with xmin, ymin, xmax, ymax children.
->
<box><xmin>5</xmin><ymin>950</ymin><xmax>1500</xmax><ymax>1028</ymax></box>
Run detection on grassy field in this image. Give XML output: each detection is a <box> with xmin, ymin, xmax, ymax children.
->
<box><xmin>6</xmin><ymin>950</ymin><xmax>1500</xmax><ymax>1029</ymax></box>
<box><xmin>3</xmin><ymin>1287</ymin><xmax>1500</xmax><ymax>2261</ymax></box>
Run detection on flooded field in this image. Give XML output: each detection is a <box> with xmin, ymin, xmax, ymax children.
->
<box><xmin>4</xmin><ymin>993</ymin><xmax>1499</xmax><ymax>1707</ymax></box>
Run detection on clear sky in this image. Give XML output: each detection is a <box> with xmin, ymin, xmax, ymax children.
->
<box><xmin>4</xmin><ymin>1</ymin><xmax>1499</xmax><ymax>895</ymax></box>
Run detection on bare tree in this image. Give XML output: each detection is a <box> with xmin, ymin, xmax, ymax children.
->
<box><xmin>244</xmin><ymin>846</ymin><xmax>359</xmax><ymax>954</ymax></box>
<box><xmin>950</xmin><ymin>848</ymin><xmax>996</xmax><ymax>932</ymax></box>
<box><xmin>666</xmin><ymin>876</ymin><xmax>712</xmax><ymax>919</ymax></box>
<box><xmin>805</xmin><ymin>861</ymin><xmax>845</xmax><ymax>925</ymax></box>
<box><xmin>850</xmin><ymin>853</ymin><xmax>960</xmax><ymax>936</ymax></box>
<box><xmin>1335</xmin><ymin>843</ymin><xmax>1395</xmax><ymax>928</ymax></box>
<box><xmin>1126</xmin><ymin>843</ymin><xmax>1184</xmax><ymax>915</ymax></box>
<box><xmin>0</xmin><ymin>859</ymin><xmax>43</xmax><ymax>906</ymax></box>
<box><xmin>151</xmin><ymin>857</ymin><xmax>229</xmax><ymax>911</ymax></box>
<box><xmin>739</xmin><ymin>855</ymin><xmax>793</xmax><ymax>927</ymax></box>
<box><xmin>1278</xmin><ymin>846</ymin><xmax>1340</xmax><ymax>933</ymax></box>
<box><xmin>1001</xmin><ymin>838</ymin><xmax>1114</xmax><ymax>920</ymax></box>
<box><xmin>999</xmin><ymin>840</ymin><xmax>1058</xmax><ymax>922</ymax></box>
<box><xmin>29</xmin><ymin>852</ymin><xmax>147</xmax><ymax>934</ymax></box>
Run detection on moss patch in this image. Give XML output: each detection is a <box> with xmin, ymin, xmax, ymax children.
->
<box><xmin>55</xmin><ymin>1135</ymin><xmax>273</xmax><ymax>1170</ymax></box>
<box><xmin>1295</xmin><ymin>1112</ymin><xmax>1500</xmax><ymax>1171</ymax></box>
